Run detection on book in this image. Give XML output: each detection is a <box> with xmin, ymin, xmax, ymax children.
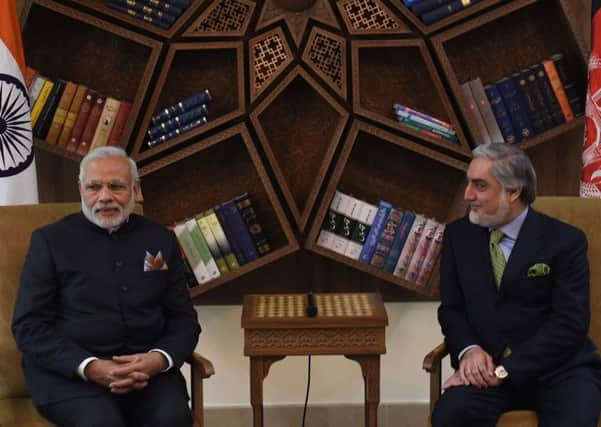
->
<box><xmin>416</xmin><ymin>223</ymin><xmax>445</xmax><ymax>286</ymax></box>
<box><xmin>370</xmin><ymin>207</ymin><xmax>404</xmax><ymax>269</ymax></box>
<box><xmin>411</xmin><ymin>0</ymin><xmax>453</xmax><ymax>17</ymax></box>
<box><xmin>34</xmin><ymin>79</ymin><xmax>66</xmax><ymax>140</ymax></box>
<box><xmin>496</xmin><ymin>77</ymin><xmax>535</xmax><ymax>143</ymax></box>
<box><xmin>514</xmin><ymin>71</ymin><xmax>545</xmax><ymax>135</ymax></box>
<box><xmin>45</xmin><ymin>80</ymin><xmax>77</xmax><ymax>145</ymax></box>
<box><xmin>30</xmin><ymin>79</ymin><xmax>54</xmax><ymax>129</ymax></box>
<box><xmin>542</xmin><ymin>59</ymin><xmax>574</xmax><ymax>122</ymax></box>
<box><xmin>111</xmin><ymin>0</ymin><xmax>178</xmax><ymax>23</ymax></box>
<box><xmin>125</xmin><ymin>0</ymin><xmax>184</xmax><ymax>16</ymax></box>
<box><xmin>77</xmin><ymin>95</ymin><xmax>106</xmax><ymax>155</ymax></box>
<box><xmin>57</xmin><ymin>84</ymin><xmax>88</xmax><ymax>148</ymax></box>
<box><xmin>89</xmin><ymin>97</ymin><xmax>121</xmax><ymax>151</ymax></box>
<box><xmin>66</xmin><ymin>90</ymin><xmax>96</xmax><ymax>152</ymax></box>
<box><xmin>393</xmin><ymin>104</ymin><xmax>456</xmax><ymax>136</ymax></box>
<box><xmin>234</xmin><ymin>193</ymin><xmax>271</xmax><ymax>256</ymax></box>
<box><xmin>147</xmin><ymin>104</ymin><xmax>208</xmax><ymax>140</ymax></box>
<box><xmin>28</xmin><ymin>74</ymin><xmax>46</xmax><ymax>107</ymax></box>
<box><xmin>382</xmin><ymin>210</ymin><xmax>416</xmax><ymax>273</ymax></box>
<box><xmin>106</xmin><ymin>1</ymin><xmax>173</xmax><ymax>29</ymax></box>
<box><xmin>359</xmin><ymin>200</ymin><xmax>392</xmax><ymax>264</ymax></box>
<box><xmin>468</xmin><ymin>78</ymin><xmax>504</xmax><ymax>144</ymax></box>
<box><xmin>106</xmin><ymin>101</ymin><xmax>132</xmax><ymax>146</ymax></box>
<box><xmin>484</xmin><ymin>84</ymin><xmax>517</xmax><ymax>144</ymax></box>
<box><xmin>551</xmin><ymin>53</ymin><xmax>584</xmax><ymax>117</ymax></box>
<box><xmin>147</xmin><ymin>116</ymin><xmax>207</xmax><ymax>148</ymax></box>
<box><xmin>531</xmin><ymin>63</ymin><xmax>565</xmax><ymax>126</ymax></box>
<box><xmin>404</xmin><ymin>218</ymin><xmax>439</xmax><ymax>282</ymax></box>
<box><xmin>331</xmin><ymin>193</ymin><xmax>361</xmax><ymax>255</ymax></box>
<box><xmin>151</xmin><ymin>89</ymin><xmax>212</xmax><ymax>126</ymax></box>
<box><xmin>344</xmin><ymin>199</ymin><xmax>378</xmax><ymax>260</ymax></box>
<box><xmin>204</xmin><ymin>209</ymin><xmax>240</xmax><ymax>270</ymax></box>
<box><xmin>393</xmin><ymin>103</ymin><xmax>455</xmax><ymax>131</ymax></box>
<box><xmin>396</xmin><ymin>118</ymin><xmax>458</xmax><ymax>143</ymax></box>
<box><xmin>219</xmin><ymin>199</ymin><xmax>260</xmax><ymax>263</ymax></box>
<box><xmin>168</xmin><ymin>226</ymin><xmax>199</xmax><ymax>288</ymax></box>
<box><xmin>522</xmin><ymin>68</ymin><xmax>554</xmax><ymax>131</ymax></box>
<box><xmin>461</xmin><ymin>80</ymin><xmax>491</xmax><ymax>145</ymax></box>
<box><xmin>392</xmin><ymin>214</ymin><xmax>426</xmax><ymax>278</ymax></box>
<box><xmin>196</xmin><ymin>213</ymin><xmax>229</xmax><ymax>274</ymax></box>
<box><xmin>421</xmin><ymin>0</ymin><xmax>482</xmax><ymax>25</ymax></box>
<box><xmin>185</xmin><ymin>217</ymin><xmax>220</xmax><ymax>280</ymax></box>
<box><xmin>317</xmin><ymin>190</ymin><xmax>345</xmax><ymax>251</ymax></box>
<box><xmin>173</xmin><ymin>222</ymin><xmax>210</xmax><ymax>285</ymax></box>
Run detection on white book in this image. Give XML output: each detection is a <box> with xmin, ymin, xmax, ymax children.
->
<box><xmin>317</xmin><ymin>190</ymin><xmax>345</xmax><ymax>250</ymax></box>
<box><xmin>185</xmin><ymin>218</ymin><xmax>220</xmax><ymax>280</ymax></box>
<box><xmin>344</xmin><ymin>200</ymin><xmax>378</xmax><ymax>260</ymax></box>
<box><xmin>331</xmin><ymin>194</ymin><xmax>361</xmax><ymax>255</ymax></box>
<box><xmin>173</xmin><ymin>223</ymin><xmax>211</xmax><ymax>284</ymax></box>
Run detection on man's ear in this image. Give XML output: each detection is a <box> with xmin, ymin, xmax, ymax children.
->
<box><xmin>508</xmin><ymin>186</ymin><xmax>522</xmax><ymax>203</ymax></box>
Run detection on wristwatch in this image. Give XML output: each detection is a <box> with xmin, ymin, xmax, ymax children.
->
<box><xmin>494</xmin><ymin>365</ymin><xmax>508</xmax><ymax>379</ymax></box>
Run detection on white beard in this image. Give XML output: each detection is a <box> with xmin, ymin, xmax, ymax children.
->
<box><xmin>81</xmin><ymin>194</ymin><xmax>135</xmax><ymax>229</ymax></box>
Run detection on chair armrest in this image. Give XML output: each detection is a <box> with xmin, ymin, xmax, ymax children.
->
<box><xmin>189</xmin><ymin>352</ymin><xmax>215</xmax><ymax>379</ymax></box>
<box><xmin>422</xmin><ymin>341</ymin><xmax>448</xmax><ymax>372</ymax></box>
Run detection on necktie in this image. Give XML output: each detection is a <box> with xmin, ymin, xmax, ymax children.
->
<box><xmin>490</xmin><ymin>229</ymin><xmax>506</xmax><ymax>289</ymax></box>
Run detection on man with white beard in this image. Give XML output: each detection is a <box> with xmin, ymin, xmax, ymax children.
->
<box><xmin>432</xmin><ymin>143</ymin><xmax>601</xmax><ymax>427</ymax></box>
<box><xmin>12</xmin><ymin>146</ymin><xmax>200</xmax><ymax>426</ymax></box>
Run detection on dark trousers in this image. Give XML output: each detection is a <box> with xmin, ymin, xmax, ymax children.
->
<box><xmin>432</xmin><ymin>366</ymin><xmax>601</xmax><ymax>427</ymax></box>
<box><xmin>37</xmin><ymin>370</ymin><xmax>192</xmax><ymax>427</ymax></box>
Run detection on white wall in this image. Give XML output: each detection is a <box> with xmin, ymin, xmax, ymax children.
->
<box><xmin>189</xmin><ymin>302</ymin><xmax>453</xmax><ymax>407</ymax></box>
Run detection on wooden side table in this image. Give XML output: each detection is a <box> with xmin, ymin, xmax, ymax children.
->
<box><xmin>242</xmin><ymin>292</ymin><xmax>388</xmax><ymax>427</ymax></box>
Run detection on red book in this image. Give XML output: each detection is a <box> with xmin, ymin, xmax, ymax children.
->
<box><xmin>65</xmin><ymin>91</ymin><xmax>97</xmax><ymax>152</ymax></box>
<box><xmin>107</xmin><ymin>101</ymin><xmax>132</xmax><ymax>146</ymax></box>
<box><xmin>77</xmin><ymin>95</ymin><xmax>106</xmax><ymax>155</ymax></box>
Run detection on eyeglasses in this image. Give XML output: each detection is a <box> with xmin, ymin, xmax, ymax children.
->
<box><xmin>82</xmin><ymin>180</ymin><xmax>130</xmax><ymax>194</ymax></box>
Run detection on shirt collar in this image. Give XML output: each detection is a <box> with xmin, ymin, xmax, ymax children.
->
<box><xmin>495</xmin><ymin>206</ymin><xmax>529</xmax><ymax>240</ymax></box>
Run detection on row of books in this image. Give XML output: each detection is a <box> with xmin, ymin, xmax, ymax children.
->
<box><xmin>171</xmin><ymin>193</ymin><xmax>271</xmax><ymax>287</ymax></box>
<box><xmin>317</xmin><ymin>190</ymin><xmax>445</xmax><ymax>286</ymax></box>
<box><xmin>462</xmin><ymin>53</ymin><xmax>584</xmax><ymax>145</ymax></box>
<box><xmin>147</xmin><ymin>89</ymin><xmax>212</xmax><ymax>148</ymax></box>
<box><xmin>393</xmin><ymin>103</ymin><xmax>458</xmax><ymax>144</ymax></box>
<box><xmin>107</xmin><ymin>0</ymin><xmax>190</xmax><ymax>29</ymax></box>
<box><xmin>403</xmin><ymin>0</ymin><xmax>481</xmax><ymax>25</ymax></box>
<box><xmin>27</xmin><ymin>70</ymin><xmax>131</xmax><ymax>154</ymax></box>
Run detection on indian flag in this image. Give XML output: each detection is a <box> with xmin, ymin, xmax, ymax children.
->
<box><xmin>0</xmin><ymin>0</ymin><xmax>38</xmax><ymax>205</ymax></box>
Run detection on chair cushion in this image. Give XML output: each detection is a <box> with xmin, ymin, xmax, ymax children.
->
<box><xmin>497</xmin><ymin>410</ymin><xmax>538</xmax><ymax>427</ymax></box>
<box><xmin>0</xmin><ymin>397</ymin><xmax>55</xmax><ymax>426</ymax></box>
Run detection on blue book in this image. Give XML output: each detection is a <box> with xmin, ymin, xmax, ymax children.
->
<box><xmin>412</xmin><ymin>0</ymin><xmax>452</xmax><ymax>16</ymax></box>
<box><xmin>514</xmin><ymin>72</ymin><xmax>545</xmax><ymax>134</ymax></box>
<box><xmin>403</xmin><ymin>0</ymin><xmax>426</xmax><ymax>6</ymax></box>
<box><xmin>531</xmin><ymin>63</ymin><xmax>565</xmax><ymax>126</ymax></box>
<box><xmin>106</xmin><ymin>2</ymin><xmax>172</xmax><ymax>29</ymax></box>
<box><xmin>214</xmin><ymin>204</ymin><xmax>246</xmax><ymax>266</ymax></box>
<box><xmin>147</xmin><ymin>104</ymin><xmax>208</xmax><ymax>139</ymax></box>
<box><xmin>484</xmin><ymin>84</ymin><xmax>517</xmax><ymax>144</ymax></box>
<box><xmin>217</xmin><ymin>199</ymin><xmax>260</xmax><ymax>264</ymax></box>
<box><xmin>522</xmin><ymin>68</ymin><xmax>554</xmax><ymax>130</ymax></box>
<box><xmin>151</xmin><ymin>89</ymin><xmax>212</xmax><ymax>125</ymax></box>
<box><xmin>382</xmin><ymin>211</ymin><xmax>416</xmax><ymax>273</ymax></box>
<box><xmin>421</xmin><ymin>0</ymin><xmax>482</xmax><ymax>25</ymax></box>
<box><xmin>496</xmin><ymin>77</ymin><xmax>535</xmax><ymax>143</ymax></box>
<box><xmin>370</xmin><ymin>207</ymin><xmax>404</xmax><ymax>268</ymax></box>
<box><xmin>147</xmin><ymin>116</ymin><xmax>207</xmax><ymax>148</ymax></box>
<box><xmin>359</xmin><ymin>201</ymin><xmax>392</xmax><ymax>264</ymax></box>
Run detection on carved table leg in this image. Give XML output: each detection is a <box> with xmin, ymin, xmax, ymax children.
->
<box><xmin>250</xmin><ymin>356</ymin><xmax>285</xmax><ymax>427</ymax></box>
<box><xmin>346</xmin><ymin>355</ymin><xmax>380</xmax><ymax>427</ymax></box>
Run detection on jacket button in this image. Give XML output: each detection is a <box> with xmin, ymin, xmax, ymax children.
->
<box><xmin>121</xmin><ymin>285</ymin><xmax>128</xmax><ymax>292</ymax></box>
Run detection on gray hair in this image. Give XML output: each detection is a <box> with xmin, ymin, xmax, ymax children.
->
<box><xmin>472</xmin><ymin>143</ymin><xmax>536</xmax><ymax>204</ymax></box>
<box><xmin>79</xmin><ymin>146</ymin><xmax>139</xmax><ymax>184</ymax></box>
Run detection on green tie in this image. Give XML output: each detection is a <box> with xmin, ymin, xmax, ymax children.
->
<box><xmin>490</xmin><ymin>230</ymin><xmax>506</xmax><ymax>289</ymax></box>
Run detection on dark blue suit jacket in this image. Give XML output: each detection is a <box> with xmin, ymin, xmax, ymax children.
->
<box><xmin>12</xmin><ymin>213</ymin><xmax>201</xmax><ymax>405</ymax></box>
<box><xmin>439</xmin><ymin>207</ymin><xmax>600</xmax><ymax>388</ymax></box>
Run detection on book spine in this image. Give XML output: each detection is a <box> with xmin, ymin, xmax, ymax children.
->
<box><xmin>220</xmin><ymin>200</ymin><xmax>260</xmax><ymax>263</ymax></box>
<box><xmin>382</xmin><ymin>211</ymin><xmax>416</xmax><ymax>273</ymax></box>
<box><xmin>173</xmin><ymin>223</ymin><xmax>210</xmax><ymax>284</ymax></box>
<box><xmin>484</xmin><ymin>84</ymin><xmax>517</xmax><ymax>144</ymax></box>
<box><xmin>45</xmin><ymin>80</ymin><xmax>77</xmax><ymax>144</ymax></box>
<box><xmin>461</xmin><ymin>80</ymin><xmax>492</xmax><ymax>145</ymax></box>
<box><xmin>151</xmin><ymin>89</ymin><xmax>212</xmax><ymax>126</ymax></box>
<box><xmin>542</xmin><ymin>59</ymin><xmax>574</xmax><ymax>122</ymax></box>
<box><xmin>77</xmin><ymin>95</ymin><xmax>106</xmax><ymax>155</ymax></box>
<box><xmin>114</xmin><ymin>0</ymin><xmax>178</xmax><ymax>22</ymax></box>
<box><xmin>89</xmin><ymin>97</ymin><xmax>121</xmax><ymax>151</ymax></box>
<box><xmin>204</xmin><ymin>209</ymin><xmax>240</xmax><ymax>270</ymax></box>
<box><xmin>30</xmin><ymin>79</ymin><xmax>54</xmax><ymax>128</ymax></box>
<box><xmin>411</xmin><ymin>0</ymin><xmax>453</xmax><ymax>15</ymax></box>
<box><xmin>147</xmin><ymin>116</ymin><xmax>207</xmax><ymax>148</ymax></box>
<box><xmin>393</xmin><ymin>103</ymin><xmax>454</xmax><ymax>130</ymax></box>
<box><xmin>396</xmin><ymin>118</ymin><xmax>458</xmax><ymax>144</ymax></box>
<box><xmin>317</xmin><ymin>190</ymin><xmax>345</xmax><ymax>251</ymax></box>
<box><xmin>522</xmin><ymin>68</ymin><xmax>554</xmax><ymax>130</ymax></box>
<box><xmin>234</xmin><ymin>193</ymin><xmax>271</xmax><ymax>256</ymax></box>
<box><xmin>394</xmin><ymin>106</ymin><xmax>456</xmax><ymax>136</ymax></box>
<box><xmin>147</xmin><ymin>104</ymin><xmax>208</xmax><ymax>139</ymax></box>
<box><xmin>496</xmin><ymin>77</ymin><xmax>535</xmax><ymax>143</ymax></box>
<box><xmin>416</xmin><ymin>223</ymin><xmax>445</xmax><ymax>286</ymax></box>
<box><xmin>392</xmin><ymin>214</ymin><xmax>426</xmax><ymax>278</ymax></box>
<box><xmin>168</xmin><ymin>226</ymin><xmax>199</xmax><ymax>288</ymax></box>
<box><xmin>28</xmin><ymin>75</ymin><xmax>46</xmax><ymax>107</ymax></box>
<box><xmin>551</xmin><ymin>53</ymin><xmax>584</xmax><ymax>116</ymax></box>
<box><xmin>106</xmin><ymin>1</ymin><xmax>172</xmax><ymax>29</ymax></box>
<box><xmin>404</xmin><ymin>218</ymin><xmax>439</xmax><ymax>282</ymax></box>
<box><xmin>161</xmin><ymin>0</ymin><xmax>188</xmax><ymax>10</ymax></box>
<box><xmin>196</xmin><ymin>214</ymin><xmax>229</xmax><ymax>274</ymax></box>
<box><xmin>214</xmin><ymin>203</ymin><xmax>247</xmax><ymax>265</ymax></box>
<box><xmin>421</xmin><ymin>0</ymin><xmax>483</xmax><ymax>25</ymax></box>
<box><xmin>370</xmin><ymin>207</ymin><xmax>404</xmax><ymax>268</ymax></box>
<box><xmin>66</xmin><ymin>91</ymin><xmax>96</xmax><ymax>152</ymax></box>
<box><xmin>344</xmin><ymin>200</ymin><xmax>378</xmax><ymax>260</ymax></box>
<box><xmin>185</xmin><ymin>218</ymin><xmax>220</xmax><ymax>280</ymax></box>
<box><xmin>106</xmin><ymin>101</ymin><xmax>132</xmax><ymax>146</ymax></box>
<box><xmin>359</xmin><ymin>200</ymin><xmax>392</xmax><ymax>264</ymax></box>
<box><xmin>403</xmin><ymin>0</ymin><xmax>426</xmax><ymax>6</ymax></box>
<box><xmin>135</xmin><ymin>0</ymin><xmax>183</xmax><ymax>16</ymax></box>
<box><xmin>57</xmin><ymin>84</ymin><xmax>87</xmax><ymax>148</ymax></box>
<box><xmin>514</xmin><ymin>72</ymin><xmax>545</xmax><ymax>135</ymax></box>
<box><xmin>531</xmin><ymin>63</ymin><xmax>565</xmax><ymax>126</ymax></box>
<box><xmin>34</xmin><ymin>79</ymin><xmax>66</xmax><ymax>140</ymax></box>
<box><xmin>469</xmin><ymin>77</ymin><xmax>505</xmax><ymax>143</ymax></box>
<box><xmin>331</xmin><ymin>194</ymin><xmax>360</xmax><ymax>255</ymax></box>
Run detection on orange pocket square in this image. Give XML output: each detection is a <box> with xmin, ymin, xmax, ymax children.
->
<box><xmin>144</xmin><ymin>250</ymin><xmax>168</xmax><ymax>271</ymax></box>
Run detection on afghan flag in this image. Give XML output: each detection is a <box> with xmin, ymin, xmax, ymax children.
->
<box><xmin>0</xmin><ymin>0</ymin><xmax>38</xmax><ymax>205</ymax></box>
<box><xmin>582</xmin><ymin>0</ymin><xmax>601</xmax><ymax>198</ymax></box>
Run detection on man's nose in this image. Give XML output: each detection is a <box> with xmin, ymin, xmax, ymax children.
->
<box><xmin>464</xmin><ymin>184</ymin><xmax>475</xmax><ymax>201</ymax></box>
<box><xmin>98</xmin><ymin>185</ymin><xmax>113</xmax><ymax>200</ymax></box>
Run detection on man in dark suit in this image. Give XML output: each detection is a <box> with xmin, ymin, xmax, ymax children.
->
<box><xmin>12</xmin><ymin>146</ymin><xmax>201</xmax><ymax>426</ymax></box>
<box><xmin>432</xmin><ymin>143</ymin><xmax>601</xmax><ymax>426</ymax></box>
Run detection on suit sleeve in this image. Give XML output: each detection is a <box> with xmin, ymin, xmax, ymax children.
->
<box><xmin>438</xmin><ymin>225</ymin><xmax>480</xmax><ymax>368</ymax></box>
<box><xmin>503</xmin><ymin>228</ymin><xmax>591</xmax><ymax>386</ymax></box>
<box><xmin>151</xmin><ymin>232</ymin><xmax>201</xmax><ymax>368</ymax></box>
<box><xmin>12</xmin><ymin>230</ymin><xmax>93</xmax><ymax>378</ymax></box>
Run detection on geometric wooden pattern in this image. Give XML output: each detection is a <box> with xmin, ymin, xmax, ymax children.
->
<box><xmin>336</xmin><ymin>0</ymin><xmax>411</xmax><ymax>35</ymax></box>
<box><xmin>183</xmin><ymin>0</ymin><xmax>255</xmax><ymax>37</ymax></box>
<box><xmin>249</xmin><ymin>27</ymin><xmax>294</xmax><ymax>102</ymax></box>
<box><xmin>302</xmin><ymin>27</ymin><xmax>347</xmax><ymax>99</ymax></box>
